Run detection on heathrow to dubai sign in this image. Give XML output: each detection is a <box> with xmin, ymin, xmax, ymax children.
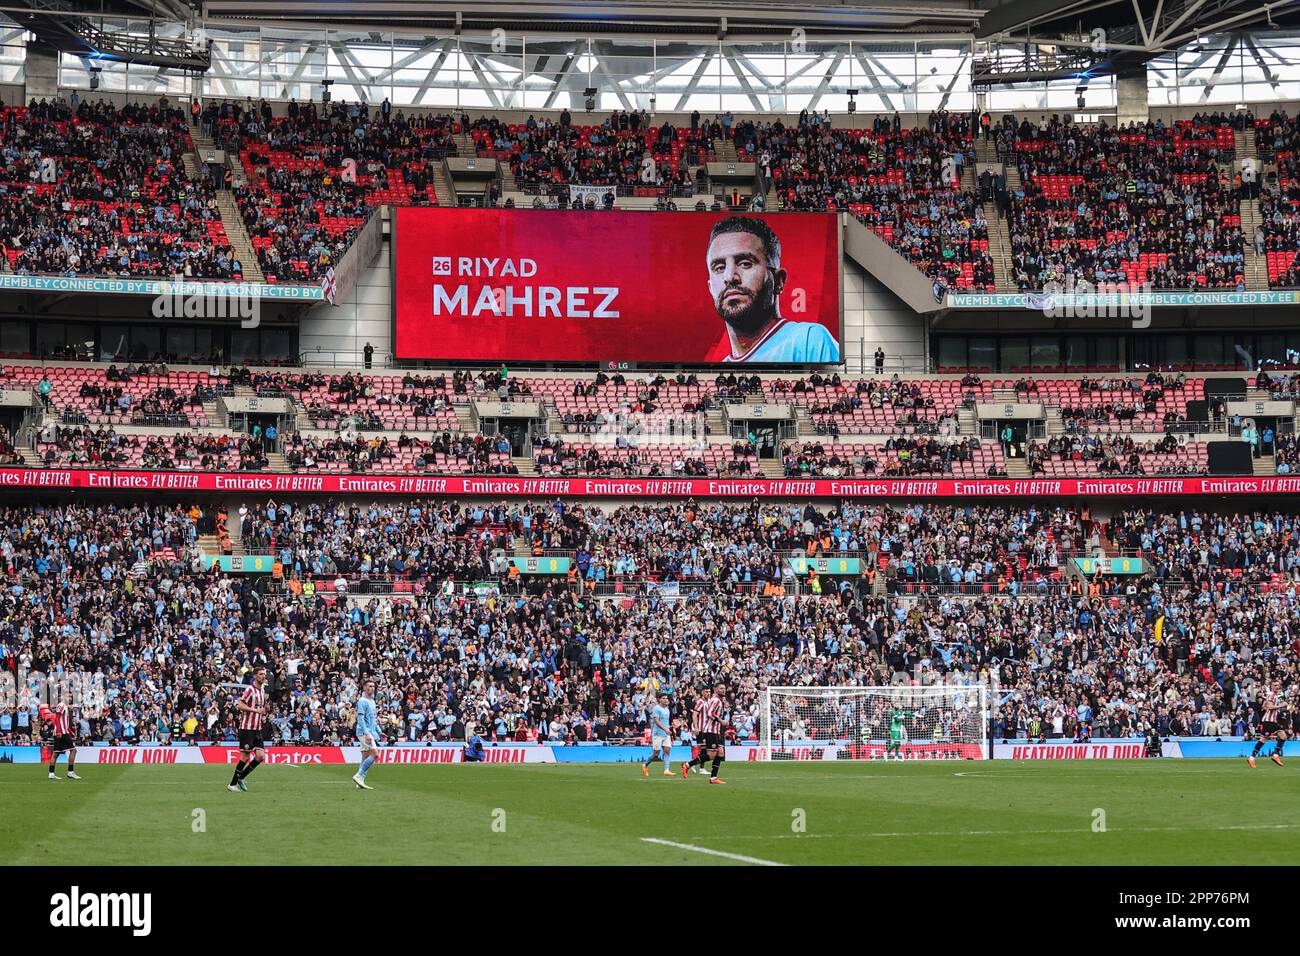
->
<box><xmin>0</xmin><ymin>468</ymin><xmax>1298</xmax><ymax>499</ymax></box>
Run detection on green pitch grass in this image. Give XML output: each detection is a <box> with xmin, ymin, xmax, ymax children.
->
<box><xmin>2</xmin><ymin>760</ymin><xmax>1297</xmax><ymax>865</ymax></box>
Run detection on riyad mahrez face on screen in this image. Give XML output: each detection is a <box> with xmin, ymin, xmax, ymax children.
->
<box><xmin>705</xmin><ymin>216</ymin><xmax>839</xmax><ymax>364</ymax></box>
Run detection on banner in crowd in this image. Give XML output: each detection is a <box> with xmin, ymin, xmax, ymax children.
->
<box><xmin>3</xmin><ymin>468</ymin><xmax>1300</xmax><ymax>499</ymax></box>
<box><xmin>993</xmin><ymin>741</ymin><xmax>1183</xmax><ymax>759</ymax></box>
<box><xmin>203</xmin><ymin>554</ymin><xmax>278</xmax><ymax>574</ymax></box>
<box><xmin>1073</xmin><ymin>557</ymin><xmax>1147</xmax><ymax>575</ymax></box>
<box><xmin>70</xmin><ymin>745</ymin><xmax>549</xmax><ymax>765</ymax></box>
<box><xmin>568</xmin><ymin>184</ymin><xmax>615</xmax><ymax>206</ymax></box>
<box><xmin>391</xmin><ymin>206</ymin><xmax>841</xmax><ymax>364</ymax></box>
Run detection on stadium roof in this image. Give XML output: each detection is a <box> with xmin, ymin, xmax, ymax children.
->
<box><xmin>974</xmin><ymin>0</ymin><xmax>1300</xmax><ymax>80</ymax></box>
<box><xmin>199</xmin><ymin>1</ymin><xmax>985</xmax><ymax>37</ymax></box>
<box><xmin>18</xmin><ymin>0</ymin><xmax>1300</xmax><ymax>82</ymax></box>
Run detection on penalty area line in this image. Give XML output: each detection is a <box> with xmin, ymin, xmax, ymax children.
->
<box><xmin>640</xmin><ymin>837</ymin><xmax>788</xmax><ymax>866</ymax></box>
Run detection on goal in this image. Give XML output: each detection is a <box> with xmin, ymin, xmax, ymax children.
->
<box><xmin>760</xmin><ymin>684</ymin><xmax>990</xmax><ymax>760</ymax></box>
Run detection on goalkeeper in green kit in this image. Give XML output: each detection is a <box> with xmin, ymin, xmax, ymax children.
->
<box><xmin>885</xmin><ymin>707</ymin><xmax>916</xmax><ymax>760</ymax></box>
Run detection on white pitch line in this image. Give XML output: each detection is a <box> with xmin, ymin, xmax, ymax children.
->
<box><xmin>640</xmin><ymin>837</ymin><xmax>788</xmax><ymax>866</ymax></box>
<box><xmin>675</xmin><ymin>822</ymin><xmax>1300</xmax><ymax>840</ymax></box>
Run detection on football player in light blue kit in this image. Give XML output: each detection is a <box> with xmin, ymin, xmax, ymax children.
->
<box><xmin>352</xmin><ymin>679</ymin><xmax>381</xmax><ymax>790</ymax></box>
<box><xmin>641</xmin><ymin>693</ymin><xmax>675</xmax><ymax>776</ymax></box>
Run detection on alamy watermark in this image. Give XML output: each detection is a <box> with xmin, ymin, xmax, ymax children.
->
<box><xmin>152</xmin><ymin>281</ymin><xmax>261</xmax><ymax>329</ymax></box>
<box><xmin>1036</xmin><ymin>276</ymin><xmax>1153</xmax><ymax>329</ymax></box>
<box><xmin>0</xmin><ymin>667</ymin><xmax>107</xmax><ymax>715</ymax></box>
<box><xmin>49</xmin><ymin>887</ymin><xmax>151</xmax><ymax>936</ymax></box>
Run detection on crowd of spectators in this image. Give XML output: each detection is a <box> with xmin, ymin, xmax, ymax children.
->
<box><xmin>996</xmin><ymin>113</ymin><xmax>1246</xmax><ymax>291</ymax></box>
<box><xmin>735</xmin><ymin>110</ymin><xmax>994</xmax><ymax>292</ymax></box>
<box><xmin>1028</xmin><ymin>434</ymin><xmax>1207</xmax><ymax>477</ymax></box>
<box><xmin>4</xmin><ymin>97</ymin><xmax>1284</xmax><ymax>301</ymax></box>
<box><xmin>212</xmin><ymin>98</ymin><xmax>454</xmax><ymax>281</ymax></box>
<box><xmin>0</xmin><ymin>98</ymin><xmax>237</xmax><ymax>279</ymax></box>
<box><xmin>34</xmin><ymin>424</ymin><xmax>268</xmax><ymax>471</ymax></box>
<box><xmin>1</xmin><ymin>499</ymin><xmax>1297</xmax><ymax>748</ymax></box>
<box><xmin>1254</xmin><ymin>110</ymin><xmax>1300</xmax><ymax>288</ymax></box>
<box><xmin>471</xmin><ymin>109</ymin><xmax>700</xmax><ymax>197</ymax></box>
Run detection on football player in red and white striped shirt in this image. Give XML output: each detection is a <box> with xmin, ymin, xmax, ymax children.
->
<box><xmin>38</xmin><ymin>701</ymin><xmax>80</xmax><ymax>780</ymax></box>
<box><xmin>681</xmin><ymin>683</ymin><xmax>729</xmax><ymax>784</ymax></box>
<box><xmin>1248</xmin><ymin>684</ymin><xmax>1286</xmax><ymax>768</ymax></box>
<box><xmin>229</xmin><ymin>667</ymin><xmax>270</xmax><ymax>793</ymax></box>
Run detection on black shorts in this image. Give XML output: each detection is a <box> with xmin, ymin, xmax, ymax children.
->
<box><xmin>1262</xmin><ymin>721</ymin><xmax>1280</xmax><ymax>735</ymax></box>
<box><xmin>50</xmin><ymin>734</ymin><xmax>74</xmax><ymax>754</ymax></box>
<box><xmin>238</xmin><ymin>728</ymin><xmax>265</xmax><ymax>751</ymax></box>
<box><xmin>696</xmin><ymin>732</ymin><xmax>722</xmax><ymax>751</ymax></box>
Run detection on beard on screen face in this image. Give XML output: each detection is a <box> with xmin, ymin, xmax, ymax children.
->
<box><xmin>715</xmin><ymin>275</ymin><xmax>777</xmax><ymax>337</ymax></box>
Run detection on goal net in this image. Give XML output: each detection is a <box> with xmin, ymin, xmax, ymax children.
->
<box><xmin>760</xmin><ymin>684</ymin><xmax>990</xmax><ymax>760</ymax></box>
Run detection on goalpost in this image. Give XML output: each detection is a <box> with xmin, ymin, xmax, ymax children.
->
<box><xmin>760</xmin><ymin>684</ymin><xmax>991</xmax><ymax>760</ymax></box>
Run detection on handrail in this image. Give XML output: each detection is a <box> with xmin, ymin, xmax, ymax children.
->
<box><xmin>299</xmin><ymin>348</ymin><xmax>393</xmax><ymax>369</ymax></box>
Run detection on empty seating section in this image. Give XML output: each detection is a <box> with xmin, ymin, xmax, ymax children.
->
<box><xmin>1033</xmin><ymin>376</ymin><xmax>1205</xmax><ymax>433</ymax></box>
<box><xmin>771</xmin><ymin>378</ymin><xmax>988</xmax><ymax>432</ymax></box>
<box><xmin>4</xmin><ymin>365</ymin><xmax>217</xmax><ymax>426</ymax></box>
<box><xmin>782</xmin><ymin>439</ymin><xmax>1004</xmax><ymax>478</ymax></box>
<box><xmin>0</xmin><ymin>365</ymin><xmax>1279</xmax><ymax>478</ymax></box>
<box><xmin>1030</xmin><ymin>438</ymin><xmax>1209</xmax><ymax>477</ymax></box>
<box><xmin>278</xmin><ymin>377</ymin><xmax>462</xmax><ymax>431</ymax></box>
<box><xmin>282</xmin><ymin>431</ymin><xmax>515</xmax><ymax>474</ymax></box>
<box><xmin>536</xmin><ymin>378</ymin><xmax>714</xmax><ymax>421</ymax></box>
<box><xmin>535</xmin><ymin>440</ymin><xmax>755</xmax><ymax>477</ymax></box>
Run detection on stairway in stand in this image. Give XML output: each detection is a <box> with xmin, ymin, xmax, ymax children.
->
<box><xmin>1234</xmin><ymin>128</ymin><xmax>1259</xmax><ymax>165</ymax></box>
<box><xmin>213</xmin><ymin>193</ymin><xmax>265</xmax><ymax>283</ymax></box>
<box><xmin>1240</xmin><ymin>197</ymin><xmax>1268</xmax><ymax>291</ymax></box>
<box><xmin>199</xmin><ymin>533</ymin><xmax>247</xmax><ymax>557</ymax></box>
<box><xmin>431</xmin><ymin>161</ymin><xmax>457</xmax><ymax>207</ymax></box>
<box><xmin>702</xmin><ymin>406</ymin><xmax>727</xmax><ymax>440</ymax></box>
<box><xmin>970</xmin><ymin>138</ymin><xmax>1015</xmax><ymax>292</ymax></box>
<box><xmin>986</xmin><ymin>212</ymin><xmax>1015</xmax><ymax>293</ymax></box>
<box><xmin>1004</xmin><ymin>457</ymin><xmax>1031</xmax><ymax>479</ymax></box>
<box><xmin>956</xmin><ymin>406</ymin><xmax>979</xmax><ymax>437</ymax></box>
<box><xmin>974</xmin><ymin>136</ymin><xmax>999</xmax><ymax>167</ymax></box>
<box><xmin>188</xmin><ymin>127</ymin><xmax>265</xmax><ymax>283</ymax></box>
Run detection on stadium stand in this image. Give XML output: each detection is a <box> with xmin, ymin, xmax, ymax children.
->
<box><xmin>0</xmin><ymin>100</ymin><xmax>238</xmax><ymax>280</ymax></box>
<box><xmin>0</xmin><ymin>363</ymin><xmax>1285</xmax><ymax>478</ymax></box>
<box><xmin>0</xmin><ymin>498</ymin><xmax>1295</xmax><ymax>745</ymax></box>
<box><xmin>996</xmin><ymin>114</ymin><xmax>1247</xmax><ymax>291</ymax></box>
